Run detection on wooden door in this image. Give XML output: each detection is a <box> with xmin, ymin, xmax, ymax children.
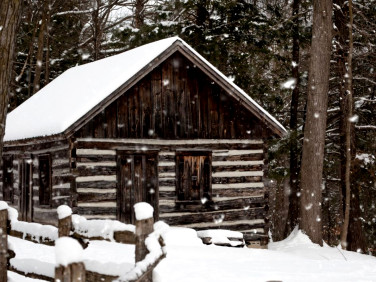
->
<box><xmin>19</xmin><ymin>159</ymin><xmax>33</xmax><ymax>222</ymax></box>
<box><xmin>176</xmin><ymin>152</ymin><xmax>211</xmax><ymax>203</ymax></box>
<box><xmin>117</xmin><ymin>151</ymin><xmax>158</xmax><ymax>224</ymax></box>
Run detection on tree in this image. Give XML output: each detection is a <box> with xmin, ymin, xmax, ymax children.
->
<box><xmin>286</xmin><ymin>0</ymin><xmax>301</xmax><ymax>236</ymax></box>
<box><xmin>300</xmin><ymin>0</ymin><xmax>332</xmax><ymax>245</ymax></box>
<box><xmin>0</xmin><ymin>0</ymin><xmax>22</xmax><ymax>164</ymax></box>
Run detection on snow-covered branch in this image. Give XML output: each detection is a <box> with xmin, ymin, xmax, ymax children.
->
<box><xmin>53</xmin><ymin>8</ymin><xmax>94</xmax><ymax>17</ymax></box>
<box><xmin>353</xmin><ymin>75</ymin><xmax>376</xmax><ymax>85</ymax></box>
<box><xmin>355</xmin><ymin>125</ymin><xmax>376</xmax><ymax>130</ymax></box>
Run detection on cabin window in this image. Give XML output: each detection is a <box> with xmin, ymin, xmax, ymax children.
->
<box><xmin>38</xmin><ymin>155</ymin><xmax>51</xmax><ymax>206</ymax></box>
<box><xmin>175</xmin><ymin>151</ymin><xmax>212</xmax><ymax>203</ymax></box>
<box><xmin>2</xmin><ymin>156</ymin><xmax>14</xmax><ymax>202</ymax></box>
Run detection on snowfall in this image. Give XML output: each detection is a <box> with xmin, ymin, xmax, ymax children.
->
<box><xmin>7</xmin><ymin>225</ymin><xmax>376</xmax><ymax>282</ymax></box>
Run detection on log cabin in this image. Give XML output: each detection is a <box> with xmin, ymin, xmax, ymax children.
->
<box><xmin>0</xmin><ymin>37</ymin><xmax>286</xmax><ymax>245</ymax></box>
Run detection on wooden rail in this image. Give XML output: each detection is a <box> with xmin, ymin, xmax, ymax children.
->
<box><xmin>0</xmin><ymin>201</ymin><xmax>164</xmax><ymax>282</ymax></box>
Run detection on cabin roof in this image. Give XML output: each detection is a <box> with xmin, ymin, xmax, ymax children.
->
<box><xmin>4</xmin><ymin>37</ymin><xmax>286</xmax><ymax>142</ymax></box>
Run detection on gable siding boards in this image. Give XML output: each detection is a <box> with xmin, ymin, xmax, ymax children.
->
<box><xmin>74</xmin><ymin>52</ymin><xmax>269</xmax><ymax>140</ymax></box>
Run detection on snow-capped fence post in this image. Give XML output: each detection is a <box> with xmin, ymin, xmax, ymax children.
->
<box><xmin>134</xmin><ymin>202</ymin><xmax>154</xmax><ymax>262</ymax></box>
<box><xmin>55</xmin><ymin>237</ymin><xmax>85</xmax><ymax>282</ymax></box>
<box><xmin>0</xmin><ymin>202</ymin><xmax>8</xmax><ymax>282</ymax></box>
<box><xmin>57</xmin><ymin>205</ymin><xmax>72</xmax><ymax>238</ymax></box>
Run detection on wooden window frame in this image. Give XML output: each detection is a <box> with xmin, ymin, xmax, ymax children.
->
<box><xmin>175</xmin><ymin>150</ymin><xmax>212</xmax><ymax>205</ymax></box>
<box><xmin>38</xmin><ymin>154</ymin><xmax>52</xmax><ymax>206</ymax></box>
<box><xmin>2</xmin><ymin>155</ymin><xmax>14</xmax><ymax>203</ymax></box>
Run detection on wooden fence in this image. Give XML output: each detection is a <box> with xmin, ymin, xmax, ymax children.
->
<box><xmin>0</xmin><ymin>202</ymin><xmax>165</xmax><ymax>282</ymax></box>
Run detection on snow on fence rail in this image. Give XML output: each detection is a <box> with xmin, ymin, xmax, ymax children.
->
<box><xmin>0</xmin><ymin>201</ymin><xmax>166</xmax><ymax>282</ymax></box>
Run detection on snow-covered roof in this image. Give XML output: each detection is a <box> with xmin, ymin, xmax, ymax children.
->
<box><xmin>4</xmin><ymin>37</ymin><xmax>286</xmax><ymax>142</ymax></box>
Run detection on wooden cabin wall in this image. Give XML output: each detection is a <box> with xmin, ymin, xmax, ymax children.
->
<box><xmin>1</xmin><ymin>140</ymin><xmax>74</xmax><ymax>225</ymax></box>
<box><xmin>73</xmin><ymin>139</ymin><xmax>269</xmax><ymax>243</ymax></box>
<box><xmin>74</xmin><ymin>52</ymin><xmax>272</xmax><ymax>140</ymax></box>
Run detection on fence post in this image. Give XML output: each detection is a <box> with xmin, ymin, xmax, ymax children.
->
<box><xmin>55</xmin><ymin>237</ymin><xmax>85</xmax><ymax>282</ymax></box>
<box><xmin>57</xmin><ymin>205</ymin><xmax>72</xmax><ymax>238</ymax></box>
<box><xmin>0</xmin><ymin>203</ymin><xmax>8</xmax><ymax>282</ymax></box>
<box><xmin>134</xmin><ymin>203</ymin><xmax>154</xmax><ymax>262</ymax></box>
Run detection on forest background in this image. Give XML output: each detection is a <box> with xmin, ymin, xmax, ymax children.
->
<box><xmin>1</xmin><ymin>0</ymin><xmax>375</xmax><ymax>254</ymax></box>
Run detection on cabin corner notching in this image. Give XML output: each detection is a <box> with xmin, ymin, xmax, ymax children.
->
<box><xmin>1</xmin><ymin>37</ymin><xmax>286</xmax><ymax>246</ymax></box>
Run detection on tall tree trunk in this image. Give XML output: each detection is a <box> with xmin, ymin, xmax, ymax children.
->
<box><xmin>0</xmin><ymin>0</ymin><xmax>22</xmax><ymax>163</ymax></box>
<box><xmin>340</xmin><ymin>0</ymin><xmax>353</xmax><ymax>250</ymax></box>
<box><xmin>300</xmin><ymin>0</ymin><xmax>332</xmax><ymax>246</ymax></box>
<box><xmin>134</xmin><ymin>0</ymin><xmax>146</xmax><ymax>29</ymax></box>
<box><xmin>334</xmin><ymin>0</ymin><xmax>367</xmax><ymax>252</ymax></box>
<box><xmin>33</xmin><ymin>0</ymin><xmax>49</xmax><ymax>94</ymax></box>
<box><xmin>286</xmin><ymin>0</ymin><xmax>300</xmax><ymax>236</ymax></box>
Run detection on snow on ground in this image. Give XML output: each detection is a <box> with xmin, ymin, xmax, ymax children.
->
<box><xmin>8</xmin><ymin>236</ymin><xmax>134</xmax><ymax>278</ymax></box>
<box><xmin>154</xmin><ymin>227</ymin><xmax>376</xmax><ymax>282</ymax></box>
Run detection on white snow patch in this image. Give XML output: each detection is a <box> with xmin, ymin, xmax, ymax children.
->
<box><xmin>0</xmin><ymin>201</ymin><xmax>8</xmax><ymax>210</ymax></box>
<box><xmin>356</xmin><ymin>153</ymin><xmax>375</xmax><ymax>165</ymax></box>
<box><xmin>55</xmin><ymin>237</ymin><xmax>83</xmax><ymax>267</ymax></box>
<box><xmin>281</xmin><ymin>78</ymin><xmax>296</xmax><ymax>89</ymax></box>
<box><xmin>134</xmin><ymin>202</ymin><xmax>154</xmax><ymax>221</ymax></box>
<box><xmin>56</xmin><ymin>205</ymin><xmax>72</xmax><ymax>219</ymax></box>
<box><xmin>72</xmin><ymin>214</ymin><xmax>135</xmax><ymax>241</ymax></box>
<box><xmin>8</xmin><ymin>207</ymin><xmax>57</xmax><ymax>242</ymax></box>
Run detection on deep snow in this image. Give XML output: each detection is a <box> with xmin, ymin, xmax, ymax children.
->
<box><xmin>153</xmin><ymin>227</ymin><xmax>376</xmax><ymax>282</ymax></box>
<box><xmin>7</xmin><ymin>226</ymin><xmax>376</xmax><ymax>282</ymax></box>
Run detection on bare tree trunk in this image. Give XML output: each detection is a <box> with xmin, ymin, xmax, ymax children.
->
<box><xmin>340</xmin><ymin>0</ymin><xmax>353</xmax><ymax>250</ymax></box>
<box><xmin>300</xmin><ymin>0</ymin><xmax>332</xmax><ymax>246</ymax></box>
<box><xmin>334</xmin><ymin>0</ymin><xmax>367</xmax><ymax>252</ymax></box>
<box><xmin>286</xmin><ymin>0</ymin><xmax>301</xmax><ymax>236</ymax></box>
<box><xmin>0</xmin><ymin>0</ymin><xmax>22</xmax><ymax>164</ymax></box>
<box><xmin>133</xmin><ymin>0</ymin><xmax>147</xmax><ymax>29</ymax></box>
<box><xmin>32</xmin><ymin>0</ymin><xmax>49</xmax><ymax>94</ymax></box>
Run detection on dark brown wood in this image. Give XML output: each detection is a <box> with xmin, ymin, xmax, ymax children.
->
<box><xmin>135</xmin><ymin>217</ymin><xmax>154</xmax><ymax>262</ymax></box>
<box><xmin>117</xmin><ymin>151</ymin><xmax>158</xmax><ymax>224</ymax></box>
<box><xmin>74</xmin><ymin>139</ymin><xmax>264</xmax><ymax>151</ymax></box>
<box><xmin>161</xmin><ymin>207</ymin><xmax>265</xmax><ymax>226</ymax></box>
<box><xmin>2</xmin><ymin>156</ymin><xmax>13</xmax><ymax>202</ymax></box>
<box><xmin>85</xmin><ymin>271</ymin><xmax>117</xmax><ymax>282</ymax></box>
<box><xmin>74</xmin><ymin>53</ymin><xmax>270</xmax><ymax>140</ymax></box>
<box><xmin>113</xmin><ymin>230</ymin><xmax>136</xmax><ymax>244</ymax></box>
<box><xmin>0</xmin><ymin>209</ymin><xmax>7</xmax><ymax>282</ymax></box>
<box><xmin>55</xmin><ymin>262</ymin><xmax>85</xmax><ymax>282</ymax></box>
<box><xmin>58</xmin><ymin>215</ymin><xmax>72</xmax><ymax>237</ymax></box>
<box><xmin>9</xmin><ymin>229</ymin><xmax>55</xmax><ymax>245</ymax></box>
<box><xmin>19</xmin><ymin>159</ymin><xmax>33</xmax><ymax>222</ymax></box>
<box><xmin>9</xmin><ymin>266</ymin><xmax>53</xmax><ymax>282</ymax></box>
<box><xmin>39</xmin><ymin>154</ymin><xmax>52</xmax><ymax>206</ymax></box>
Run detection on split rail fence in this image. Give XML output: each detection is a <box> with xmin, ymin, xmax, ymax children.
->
<box><xmin>0</xmin><ymin>202</ymin><xmax>165</xmax><ymax>282</ymax></box>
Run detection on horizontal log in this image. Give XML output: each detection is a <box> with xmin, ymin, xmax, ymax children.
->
<box><xmin>77</xmin><ymin>181</ymin><xmax>116</xmax><ymax>189</ymax></box>
<box><xmin>212</xmin><ymin>176</ymin><xmax>262</xmax><ymax>184</ymax></box>
<box><xmin>177</xmin><ymin>219</ymin><xmax>266</xmax><ymax>231</ymax></box>
<box><xmin>9</xmin><ymin>230</ymin><xmax>55</xmax><ymax>246</ymax></box>
<box><xmin>213</xmin><ymin>154</ymin><xmax>263</xmax><ymax>162</ymax></box>
<box><xmin>212</xmin><ymin>164</ymin><xmax>263</xmax><ymax>172</ymax></box>
<box><xmin>85</xmin><ymin>271</ymin><xmax>118</xmax><ymax>282</ymax></box>
<box><xmin>76</xmin><ymin>155</ymin><xmax>115</xmax><ymax>162</ymax></box>
<box><xmin>159</xmin><ymin>197</ymin><xmax>266</xmax><ymax>213</ymax></box>
<box><xmin>212</xmin><ymin>188</ymin><xmax>266</xmax><ymax>198</ymax></box>
<box><xmin>78</xmin><ymin>192</ymin><xmax>117</xmax><ymax>202</ymax></box>
<box><xmin>8</xmin><ymin>267</ymin><xmax>53</xmax><ymax>282</ymax></box>
<box><xmin>52</xmin><ymin>175</ymin><xmax>74</xmax><ymax>185</ymax></box>
<box><xmin>76</xmin><ymin>206</ymin><xmax>116</xmax><ymax>215</ymax></box>
<box><xmin>74</xmin><ymin>165</ymin><xmax>117</xmax><ymax>176</ymax></box>
<box><xmin>75</xmin><ymin>139</ymin><xmax>264</xmax><ymax>150</ymax></box>
<box><xmin>158</xmin><ymin>179</ymin><xmax>175</xmax><ymax>186</ymax></box>
<box><xmin>160</xmin><ymin>207</ymin><xmax>266</xmax><ymax>225</ymax></box>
